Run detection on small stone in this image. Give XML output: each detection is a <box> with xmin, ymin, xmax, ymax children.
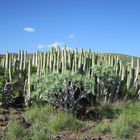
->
<box><xmin>56</xmin><ymin>135</ymin><xmax>61</xmax><ymax>140</ymax></box>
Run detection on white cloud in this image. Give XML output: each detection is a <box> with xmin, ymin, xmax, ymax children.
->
<box><xmin>68</xmin><ymin>34</ymin><xmax>75</xmax><ymax>39</ymax></box>
<box><xmin>48</xmin><ymin>42</ymin><xmax>73</xmax><ymax>50</ymax></box>
<box><xmin>48</xmin><ymin>42</ymin><xmax>63</xmax><ymax>48</ymax></box>
<box><xmin>24</xmin><ymin>27</ymin><xmax>35</xmax><ymax>32</ymax></box>
<box><xmin>37</xmin><ymin>44</ymin><xmax>46</xmax><ymax>49</ymax></box>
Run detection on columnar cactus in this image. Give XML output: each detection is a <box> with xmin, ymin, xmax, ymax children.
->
<box><xmin>0</xmin><ymin>47</ymin><xmax>139</xmax><ymax>104</ymax></box>
<box><xmin>23</xmin><ymin>51</ymin><xmax>27</xmax><ymax>70</ymax></box>
<box><xmin>9</xmin><ymin>56</ymin><xmax>12</xmax><ymax>82</ymax></box>
<box><xmin>26</xmin><ymin>58</ymin><xmax>31</xmax><ymax>105</ymax></box>
<box><xmin>5</xmin><ymin>51</ymin><xmax>9</xmax><ymax>70</ymax></box>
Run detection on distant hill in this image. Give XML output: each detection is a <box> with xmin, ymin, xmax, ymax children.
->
<box><xmin>0</xmin><ymin>52</ymin><xmax>139</xmax><ymax>67</ymax></box>
<box><xmin>100</xmin><ymin>53</ymin><xmax>139</xmax><ymax>67</ymax></box>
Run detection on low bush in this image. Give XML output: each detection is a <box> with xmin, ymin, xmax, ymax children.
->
<box><xmin>94</xmin><ymin>120</ymin><xmax>111</xmax><ymax>135</ymax></box>
<box><xmin>4</xmin><ymin>121</ymin><xmax>30</xmax><ymax>140</ymax></box>
<box><xmin>48</xmin><ymin>111</ymin><xmax>83</xmax><ymax>134</ymax></box>
<box><xmin>4</xmin><ymin>104</ymin><xmax>83</xmax><ymax>139</ymax></box>
<box><xmin>111</xmin><ymin>102</ymin><xmax>140</xmax><ymax>139</ymax></box>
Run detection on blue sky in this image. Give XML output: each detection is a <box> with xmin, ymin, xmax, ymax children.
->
<box><xmin>0</xmin><ymin>0</ymin><xmax>140</xmax><ymax>56</ymax></box>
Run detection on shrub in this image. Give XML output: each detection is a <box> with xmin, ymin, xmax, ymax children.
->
<box><xmin>32</xmin><ymin>129</ymin><xmax>51</xmax><ymax>140</ymax></box>
<box><xmin>0</xmin><ymin>76</ymin><xmax>5</xmax><ymax>87</ymax></box>
<box><xmin>111</xmin><ymin>115</ymin><xmax>133</xmax><ymax>139</ymax></box>
<box><xmin>24</xmin><ymin>104</ymin><xmax>53</xmax><ymax>123</ymax></box>
<box><xmin>31</xmin><ymin>71</ymin><xmax>94</xmax><ymax>100</ymax></box>
<box><xmin>48</xmin><ymin>111</ymin><xmax>83</xmax><ymax>134</ymax></box>
<box><xmin>4</xmin><ymin>121</ymin><xmax>30</xmax><ymax>140</ymax></box>
<box><xmin>30</xmin><ymin>71</ymin><xmax>95</xmax><ymax>113</ymax></box>
<box><xmin>97</xmin><ymin>103</ymin><xmax>118</xmax><ymax>120</ymax></box>
<box><xmin>94</xmin><ymin>120</ymin><xmax>111</xmax><ymax>134</ymax></box>
<box><xmin>93</xmin><ymin>64</ymin><xmax>120</xmax><ymax>102</ymax></box>
<box><xmin>24</xmin><ymin>105</ymin><xmax>82</xmax><ymax>137</ymax></box>
<box><xmin>111</xmin><ymin>102</ymin><xmax>140</xmax><ymax>139</ymax></box>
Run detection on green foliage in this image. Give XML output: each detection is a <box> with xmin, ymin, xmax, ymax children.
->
<box><xmin>120</xmin><ymin>82</ymin><xmax>128</xmax><ymax>93</ymax></box>
<box><xmin>0</xmin><ymin>76</ymin><xmax>5</xmax><ymax>86</ymax></box>
<box><xmin>12</xmin><ymin>90</ymin><xmax>20</xmax><ymax>98</ymax></box>
<box><xmin>30</xmin><ymin>71</ymin><xmax>94</xmax><ymax>103</ymax></box>
<box><xmin>127</xmin><ymin>87</ymin><xmax>136</xmax><ymax>95</ymax></box>
<box><xmin>4</xmin><ymin>121</ymin><xmax>30</xmax><ymax>140</ymax></box>
<box><xmin>4</xmin><ymin>101</ymin><xmax>140</xmax><ymax>140</ymax></box>
<box><xmin>94</xmin><ymin>120</ymin><xmax>110</xmax><ymax>134</ymax></box>
<box><xmin>93</xmin><ymin>64</ymin><xmax>118</xmax><ymax>88</ymax></box>
<box><xmin>88</xmin><ymin>102</ymin><xmax>140</xmax><ymax>139</ymax></box>
<box><xmin>0</xmin><ymin>66</ymin><xmax>5</xmax><ymax>76</ymax></box>
<box><xmin>31</xmin><ymin>129</ymin><xmax>51</xmax><ymax>140</ymax></box>
<box><xmin>120</xmin><ymin>82</ymin><xmax>137</xmax><ymax>95</ymax></box>
<box><xmin>97</xmin><ymin>103</ymin><xmax>119</xmax><ymax>120</ymax></box>
<box><xmin>23</xmin><ymin>105</ymin><xmax>82</xmax><ymax>138</ymax></box>
<box><xmin>111</xmin><ymin>102</ymin><xmax>140</xmax><ymax>139</ymax></box>
<box><xmin>93</xmin><ymin>64</ymin><xmax>120</xmax><ymax>102</ymax></box>
<box><xmin>111</xmin><ymin>116</ymin><xmax>133</xmax><ymax>139</ymax></box>
<box><xmin>48</xmin><ymin>111</ymin><xmax>83</xmax><ymax>134</ymax></box>
<box><xmin>31</xmin><ymin>66</ymin><xmax>37</xmax><ymax>74</ymax></box>
<box><xmin>24</xmin><ymin>104</ymin><xmax>53</xmax><ymax>123</ymax></box>
<box><xmin>24</xmin><ymin>105</ymin><xmax>54</xmax><ymax>140</ymax></box>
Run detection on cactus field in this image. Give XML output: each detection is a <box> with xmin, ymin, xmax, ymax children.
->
<box><xmin>0</xmin><ymin>47</ymin><xmax>140</xmax><ymax>140</ymax></box>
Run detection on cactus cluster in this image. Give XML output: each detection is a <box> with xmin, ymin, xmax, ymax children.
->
<box><xmin>0</xmin><ymin>46</ymin><xmax>140</xmax><ymax>104</ymax></box>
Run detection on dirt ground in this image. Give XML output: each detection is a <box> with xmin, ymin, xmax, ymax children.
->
<box><xmin>0</xmin><ymin>106</ymin><xmax>140</xmax><ymax>140</ymax></box>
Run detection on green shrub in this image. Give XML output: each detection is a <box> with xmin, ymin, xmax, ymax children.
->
<box><xmin>111</xmin><ymin>115</ymin><xmax>133</xmax><ymax>139</ymax></box>
<box><xmin>4</xmin><ymin>121</ymin><xmax>30</xmax><ymax>140</ymax></box>
<box><xmin>97</xmin><ymin>103</ymin><xmax>118</xmax><ymax>120</ymax></box>
<box><xmin>5</xmin><ymin>105</ymin><xmax>82</xmax><ymax>139</ymax></box>
<box><xmin>94</xmin><ymin>120</ymin><xmax>110</xmax><ymax>134</ymax></box>
<box><xmin>48</xmin><ymin>111</ymin><xmax>83</xmax><ymax>134</ymax></box>
<box><xmin>31</xmin><ymin>71</ymin><xmax>94</xmax><ymax>101</ymax></box>
<box><xmin>0</xmin><ymin>76</ymin><xmax>5</xmax><ymax>86</ymax></box>
<box><xmin>111</xmin><ymin>102</ymin><xmax>140</xmax><ymax>139</ymax></box>
<box><xmin>24</xmin><ymin>104</ymin><xmax>53</xmax><ymax>123</ymax></box>
<box><xmin>31</xmin><ymin>66</ymin><xmax>37</xmax><ymax>74</ymax></box>
<box><xmin>32</xmin><ymin>128</ymin><xmax>51</xmax><ymax>140</ymax></box>
<box><xmin>24</xmin><ymin>105</ymin><xmax>82</xmax><ymax>137</ymax></box>
<box><xmin>0</xmin><ymin>66</ymin><xmax>5</xmax><ymax>76</ymax></box>
<box><xmin>30</xmin><ymin>71</ymin><xmax>95</xmax><ymax>113</ymax></box>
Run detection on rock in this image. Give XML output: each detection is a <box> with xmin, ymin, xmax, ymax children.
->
<box><xmin>56</xmin><ymin>135</ymin><xmax>61</xmax><ymax>140</ymax></box>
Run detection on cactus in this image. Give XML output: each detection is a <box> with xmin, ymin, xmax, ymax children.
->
<box><xmin>0</xmin><ymin>47</ymin><xmax>139</xmax><ymax>104</ymax></box>
<box><xmin>23</xmin><ymin>51</ymin><xmax>27</xmax><ymax>70</ymax></box>
<box><xmin>25</xmin><ymin>58</ymin><xmax>31</xmax><ymax>105</ymax></box>
<box><xmin>9</xmin><ymin>56</ymin><xmax>12</xmax><ymax>82</ymax></box>
<box><xmin>5</xmin><ymin>51</ymin><xmax>9</xmax><ymax>70</ymax></box>
<box><xmin>19</xmin><ymin>50</ymin><xmax>23</xmax><ymax>70</ymax></box>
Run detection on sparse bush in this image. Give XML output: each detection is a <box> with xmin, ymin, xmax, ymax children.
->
<box><xmin>24</xmin><ymin>104</ymin><xmax>53</xmax><ymax>123</ymax></box>
<box><xmin>111</xmin><ymin>102</ymin><xmax>140</xmax><ymax>139</ymax></box>
<box><xmin>97</xmin><ymin>103</ymin><xmax>118</xmax><ymax>120</ymax></box>
<box><xmin>94</xmin><ymin>120</ymin><xmax>111</xmax><ymax>134</ymax></box>
<box><xmin>48</xmin><ymin>111</ymin><xmax>83</xmax><ymax>134</ymax></box>
<box><xmin>4</xmin><ymin>105</ymin><xmax>82</xmax><ymax>139</ymax></box>
<box><xmin>32</xmin><ymin>129</ymin><xmax>51</xmax><ymax>140</ymax></box>
<box><xmin>4</xmin><ymin>121</ymin><xmax>30</xmax><ymax>140</ymax></box>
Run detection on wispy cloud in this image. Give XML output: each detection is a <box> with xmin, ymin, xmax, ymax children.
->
<box><xmin>48</xmin><ymin>41</ymin><xmax>72</xmax><ymax>50</ymax></box>
<box><xmin>68</xmin><ymin>34</ymin><xmax>76</xmax><ymax>39</ymax></box>
<box><xmin>37</xmin><ymin>44</ymin><xmax>46</xmax><ymax>49</ymax></box>
<box><xmin>48</xmin><ymin>42</ymin><xmax>63</xmax><ymax>48</ymax></box>
<box><xmin>24</xmin><ymin>27</ymin><xmax>35</xmax><ymax>32</ymax></box>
